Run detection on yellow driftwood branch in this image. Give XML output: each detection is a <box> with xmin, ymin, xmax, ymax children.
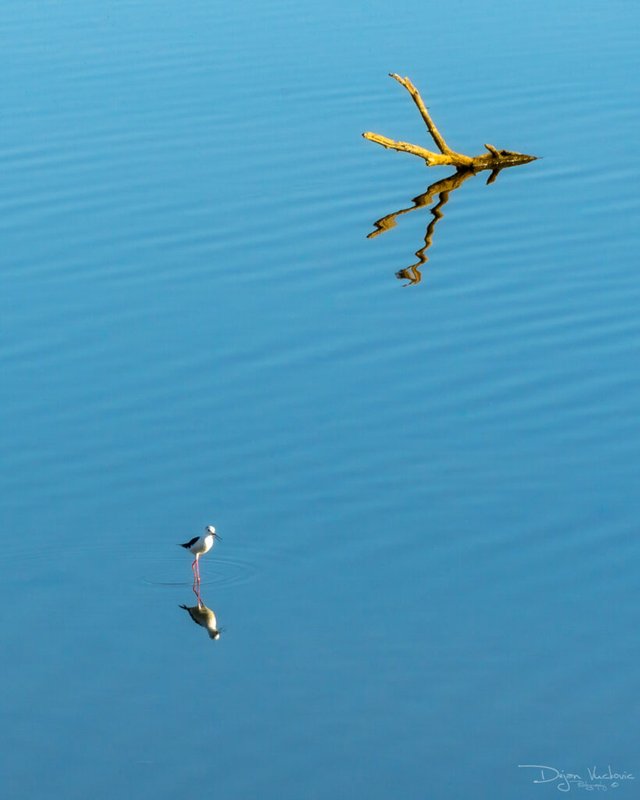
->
<box><xmin>363</xmin><ymin>74</ymin><xmax>536</xmax><ymax>171</ymax></box>
<box><xmin>362</xmin><ymin>132</ymin><xmax>472</xmax><ymax>167</ymax></box>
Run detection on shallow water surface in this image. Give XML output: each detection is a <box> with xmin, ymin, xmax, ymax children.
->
<box><xmin>2</xmin><ymin>1</ymin><xmax>640</xmax><ymax>798</ymax></box>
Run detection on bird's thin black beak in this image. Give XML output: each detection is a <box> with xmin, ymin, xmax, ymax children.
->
<box><xmin>214</xmin><ymin>533</ymin><xmax>222</xmax><ymax>540</ymax></box>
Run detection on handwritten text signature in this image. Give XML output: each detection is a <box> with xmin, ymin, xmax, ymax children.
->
<box><xmin>518</xmin><ymin>765</ymin><xmax>635</xmax><ymax>792</ymax></box>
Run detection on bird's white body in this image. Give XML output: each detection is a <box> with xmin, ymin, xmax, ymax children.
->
<box><xmin>188</xmin><ymin>530</ymin><xmax>216</xmax><ymax>557</ymax></box>
<box><xmin>180</xmin><ymin>525</ymin><xmax>219</xmax><ymax>582</ymax></box>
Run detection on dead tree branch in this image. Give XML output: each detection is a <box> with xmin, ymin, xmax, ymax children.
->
<box><xmin>363</xmin><ymin>74</ymin><xmax>536</xmax><ymax>171</ymax></box>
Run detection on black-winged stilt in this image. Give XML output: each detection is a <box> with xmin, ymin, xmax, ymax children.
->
<box><xmin>179</xmin><ymin>525</ymin><xmax>220</xmax><ymax>582</ymax></box>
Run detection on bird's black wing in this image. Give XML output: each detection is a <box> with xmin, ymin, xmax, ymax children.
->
<box><xmin>179</xmin><ymin>536</ymin><xmax>199</xmax><ymax>549</ymax></box>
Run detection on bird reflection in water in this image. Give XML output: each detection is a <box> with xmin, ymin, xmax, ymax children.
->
<box><xmin>180</xmin><ymin>582</ymin><xmax>222</xmax><ymax>640</ymax></box>
<box><xmin>367</xmin><ymin>166</ymin><xmax>515</xmax><ymax>286</ymax></box>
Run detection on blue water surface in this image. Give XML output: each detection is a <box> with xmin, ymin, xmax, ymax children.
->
<box><xmin>2</xmin><ymin>1</ymin><xmax>640</xmax><ymax>798</ymax></box>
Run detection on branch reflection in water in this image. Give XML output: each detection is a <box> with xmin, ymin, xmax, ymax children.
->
<box><xmin>367</xmin><ymin>165</ymin><xmax>521</xmax><ymax>286</ymax></box>
<box><xmin>180</xmin><ymin>582</ymin><xmax>222</xmax><ymax>641</ymax></box>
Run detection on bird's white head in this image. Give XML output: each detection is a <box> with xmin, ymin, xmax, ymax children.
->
<box><xmin>205</xmin><ymin>524</ymin><xmax>221</xmax><ymax>541</ymax></box>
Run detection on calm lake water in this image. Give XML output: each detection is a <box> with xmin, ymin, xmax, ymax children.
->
<box><xmin>2</xmin><ymin>1</ymin><xmax>640</xmax><ymax>797</ymax></box>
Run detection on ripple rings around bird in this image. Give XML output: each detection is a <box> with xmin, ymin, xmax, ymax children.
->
<box><xmin>143</xmin><ymin>553</ymin><xmax>259</xmax><ymax>590</ymax></box>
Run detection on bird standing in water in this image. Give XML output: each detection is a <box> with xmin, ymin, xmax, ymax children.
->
<box><xmin>179</xmin><ymin>525</ymin><xmax>220</xmax><ymax>583</ymax></box>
